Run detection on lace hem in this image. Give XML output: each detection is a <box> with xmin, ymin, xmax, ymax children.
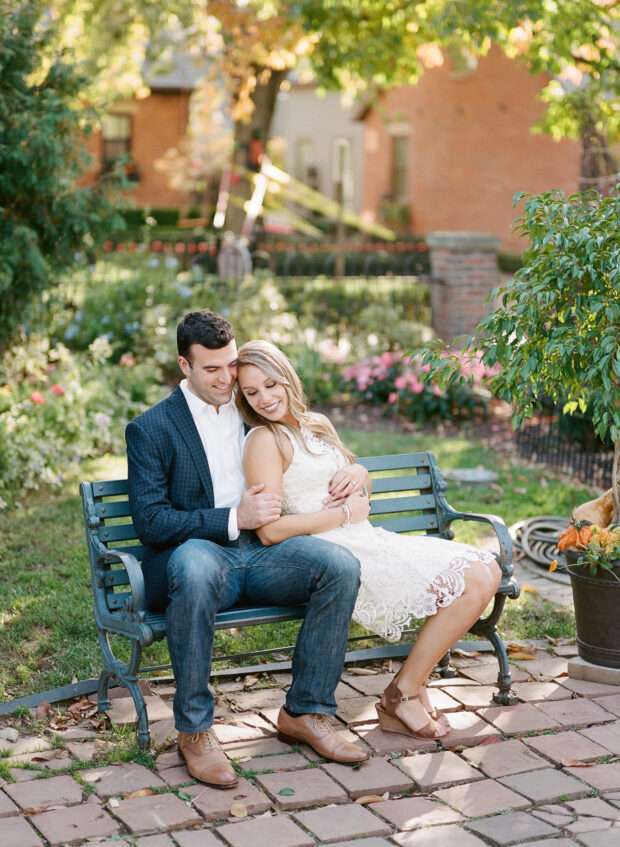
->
<box><xmin>353</xmin><ymin>549</ymin><xmax>497</xmax><ymax>642</ymax></box>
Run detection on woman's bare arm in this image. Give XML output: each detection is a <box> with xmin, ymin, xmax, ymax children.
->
<box><xmin>243</xmin><ymin>428</ymin><xmax>357</xmax><ymax>545</ymax></box>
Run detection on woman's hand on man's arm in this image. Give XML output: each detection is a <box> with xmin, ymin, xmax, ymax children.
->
<box><xmin>324</xmin><ymin>462</ymin><xmax>370</xmax><ymax>508</ymax></box>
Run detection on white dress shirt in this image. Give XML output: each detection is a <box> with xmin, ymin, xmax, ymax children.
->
<box><xmin>180</xmin><ymin>380</ymin><xmax>246</xmax><ymax>540</ymax></box>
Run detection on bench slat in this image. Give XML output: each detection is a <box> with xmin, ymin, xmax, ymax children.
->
<box><xmin>103</xmin><ymin>570</ymin><xmax>131</xmax><ymax>587</ymax></box>
<box><xmin>360</xmin><ymin>453</ymin><xmax>432</xmax><ymax>472</ymax></box>
<box><xmin>371</xmin><ymin>474</ymin><xmax>432</xmax><ymax>494</ymax></box>
<box><xmin>93</xmin><ymin>480</ymin><xmax>129</xmax><ymax>497</ymax></box>
<box><xmin>99</xmin><ymin>523</ymin><xmax>138</xmax><ymax>542</ymax></box>
<box><xmin>96</xmin><ymin>500</ymin><xmax>132</xmax><ymax>519</ymax></box>
<box><xmin>370</xmin><ymin>514</ymin><xmax>438</xmax><ymax>533</ymax></box>
<box><xmin>370</xmin><ymin>494</ymin><xmax>437</xmax><ymax>516</ymax></box>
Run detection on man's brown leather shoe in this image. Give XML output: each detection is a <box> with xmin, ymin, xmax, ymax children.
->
<box><xmin>178</xmin><ymin>730</ymin><xmax>238</xmax><ymax>788</ymax></box>
<box><xmin>277</xmin><ymin>708</ymin><xmax>368</xmax><ymax>764</ymax></box>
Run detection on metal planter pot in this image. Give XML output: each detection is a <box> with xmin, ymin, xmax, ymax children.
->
<box><xmin>567</xmin><ymin>550</ymin><xmax>620</xmax><ymax>668</ymax></box>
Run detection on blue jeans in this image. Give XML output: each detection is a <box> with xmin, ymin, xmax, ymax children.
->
<box><xmin>166</xmin><ymin>532</ymin><xmax>361</xmax><ymax>733</ymax></box>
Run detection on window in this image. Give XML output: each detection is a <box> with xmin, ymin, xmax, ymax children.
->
<box><xmin>332</xmin><ymin>137</ymin><xmax>353</xmax><ymax>208</ymax></box>
<box><xmin>294</xmin><ymin>138</ymin><xmax>318</xmax><ymax>188</ymax></box>
<box><xmin>390</xmin><ymin>135</ymin><xmax>409</xmax><ymax>203</ymax></box>
<box><xmin>101</xmin><ymin>114</ymin><xmax>132</xmax><ymax>171</ymax></box>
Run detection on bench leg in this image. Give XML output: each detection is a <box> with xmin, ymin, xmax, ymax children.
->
<box><xmin>96</xmin><ymin>630</ymin><xmax>152</xmax><ymax>749</ymax></box>
<box><xmin>97</xmin><ymin>669</ymin><xmax>114</xmax><ymax>714</ymax></box>
<box><xmin>487</xmin><ymin>625</ymin><xmax>518</xmax><ymax>706</ymax></box>
<box><xmin>469</xmin><ymin>593</ymin><xmax>519</xmax><ymax>706</ymax></box>
<box><xmin>437</xmin><ymin>650</ymin><xmax>458</xmax><ymax>678</ymax></box>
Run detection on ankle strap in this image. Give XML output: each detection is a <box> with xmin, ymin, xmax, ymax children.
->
<box><xmin>384</xmin><ymin>682</ymin><xmax>421</xmax><ymax>705</ymax></box>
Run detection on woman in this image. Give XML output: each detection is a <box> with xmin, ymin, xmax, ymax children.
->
<box><xmin>236</xmin><ymin>340</ymin><xmax>501</xmax><ymax>739</ymax></box>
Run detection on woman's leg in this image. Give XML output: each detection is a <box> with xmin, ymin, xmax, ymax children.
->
<box><xmin>381</xmin><ymin>558</ymin><xmax>501</xmax><ymax>735</ymax></box>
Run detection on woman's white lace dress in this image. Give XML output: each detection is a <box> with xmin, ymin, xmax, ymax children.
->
<box><xmin>274</xmin><ymin>426</ymin><xmax>498</xmax><ymax>642</ymax></box>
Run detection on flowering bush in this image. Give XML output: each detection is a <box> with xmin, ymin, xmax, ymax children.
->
<box><xmin>0</xmin><ymin>335</ymin><xmax>163</xmax><ymax>505</ymax></box>
<box><xmin>343</xmin><ymin>350</ymin><xmax>497</xmax><ymax>423</ymax></box>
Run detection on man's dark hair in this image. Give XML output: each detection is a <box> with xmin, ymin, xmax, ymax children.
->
<box><xmin>177</xmin><ymin>311</ymin><xmax>234</xmax><ymax>360</ymax></box>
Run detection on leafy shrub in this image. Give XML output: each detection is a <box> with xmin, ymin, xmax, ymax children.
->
<box><xmin>498</xmin><ymin>252</ymin><xmax>524</xmax><ymax>273</ymax></box>
<box><xmin>344</xmin><ymin>351</ymin><xmax>496</xmax><ymax>424</ymax></box>
<box><xmin>0</xmin><ymin>334</ymin><xmax>163</xmax><ymax>505</ymax></box>
<box><xmin>0</xmin><ymin>5</ymin><xmax>122</xmax><ymax>347</ymax></box>
<box><xmin>275</xmin><ymin>276</ymin><xmax>431</xmax><ymax>347</ymax></box>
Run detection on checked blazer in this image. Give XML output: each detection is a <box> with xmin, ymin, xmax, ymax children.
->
<box><xmin>126</xmin><ymin>386</ymin><xmax>241</xmax><ymax>611</ymax></box>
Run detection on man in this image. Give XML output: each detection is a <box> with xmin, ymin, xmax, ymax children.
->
<box><xmin>126</xmin><ymin>310</ymin><xmax>369</xmax><ymax>788</ymax></box>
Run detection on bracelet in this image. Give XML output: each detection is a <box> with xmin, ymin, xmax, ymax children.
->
<box><xmin>341</xmin><ymin>502</ymin><xmax>352</xmax><ymax>527</ymax></box>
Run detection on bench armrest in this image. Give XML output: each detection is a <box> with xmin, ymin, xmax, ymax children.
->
<box><xmin>441</xmin><ymin>507</ymin><xmax>518</xmax><ymax>596</ymax></box>
<box><xmin>91</xmin><ymin>537</ymin><xmax>146</xmax><ymax>616</ymax></box>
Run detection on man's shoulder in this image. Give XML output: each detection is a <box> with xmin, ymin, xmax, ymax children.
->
<box><xmin>128</xmin><ymin>387</ymin><xmax>183</xmax><ymax>432</ymax></box>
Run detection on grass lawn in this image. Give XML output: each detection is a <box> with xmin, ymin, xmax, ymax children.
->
<box><xmin>0</xmin><ymin>426</ymin><xmax>591</xmax><ymax>702</ymax></box>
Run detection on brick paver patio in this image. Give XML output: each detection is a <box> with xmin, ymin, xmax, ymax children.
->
<box><xmin>2</xmin><ymin>628</ymin><xmax>620</xmax><ymax>844</ymax></box>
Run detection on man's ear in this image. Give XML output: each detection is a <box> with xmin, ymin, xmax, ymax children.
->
<box><xmin>178</xmin><ymin>355</ymin><xmax>191</xmax><ymax>378</ymax></box>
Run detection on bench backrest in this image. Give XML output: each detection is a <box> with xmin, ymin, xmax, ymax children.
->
<box><xmin>81</xmin><ymin>451</ymin><xmax>448</xmax><ymax>616</ymax></box>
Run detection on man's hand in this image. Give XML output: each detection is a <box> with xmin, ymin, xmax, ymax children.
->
<box><xmin>323</xmin><ymin>463</ymin><xmax>369</xmax><ymax>508</ymax></box>
<box><xmin>237</xmin><ymin>484</ymin><xmax>282</xmax><ymax>530</ymax></box>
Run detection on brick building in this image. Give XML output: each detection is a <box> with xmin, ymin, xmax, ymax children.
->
<box><xmin>358</xmin><ymin>46</ymin><xmax>581</xmax><ymax>252</ymax></box>
<box><xmin>83</xmin><ymin>56</ymin><xmax>204</xmax><ymax>210</ymax></box>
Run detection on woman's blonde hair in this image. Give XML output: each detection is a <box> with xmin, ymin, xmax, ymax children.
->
<box><xmin>236</xmin><ymin>340</ymin><xmax>355</xmax><ymax>463</ymax></box>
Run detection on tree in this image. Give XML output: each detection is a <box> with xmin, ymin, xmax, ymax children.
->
<box><xmin>48</xmin><ymin>1</ymin><xmax>619</xmax><ymax>232</ymax></box>
<box><xmin>423</xmin><ymin>187</ymin><xmax>620</xmax><ymax>520</ymax></box>
<box><xmin>0</xmin><ymin>3</ymin><xmax>121</xmax><ymax>347</ymax></box>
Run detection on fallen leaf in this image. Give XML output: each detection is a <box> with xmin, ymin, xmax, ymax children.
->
<box><xmin>277</xmin><ymin>787</ymin><xmax>295</xmax><ymax>796</ymax></box>
<box><xmin>126</xmin><ymin>788</ymin><xmax>154</xmax><ymax>799</ymax></box>
<box><xmin>108</xmin><ymin>797</ymin><xmax>120</xmax><ymax>808</ymax></box>
<box><xmin>348</xmin><ymin>667</ymin><xmax>379</xmax><ymax>676</ymax></box>
<box><xmin>35</xmin><ymin>702</ymin><xmax>52</xmax><ymax>720</ymax></box>
<box><xmin>229</xmin><ymin>801</ymin><xmax>248</xmax><ymax>817</ymax></box>
<box><xmin>521</xmin><ymin>583</ymin><xmax>539</xmax><ymax>595</ymax></box>
<box><xmin>452</xmin><ymin>648</ymin><xmax>480</xmax><ymax>658</ymax></box>
<box><xmin>478</xmin><ymin>735</ymin><xmax>502</xmax><ymax>747</ymax></box>
<box><xmin>356</xmin><ymin>795</ymin><xmax>383</xmax><ymax>805</ymax></box>
<box><xmin>561</xmin><ymin>759</ymin><xmax>592</xmax><ymax>768</ymax></box>
<box><xmin>243</xmin><ymin>675</ymin><xmax>259</xmax><ymax>689</ymax></box>
<box><xmin>507</xmin><ymin>647</ymin><xmax>538</xmax><ymax>661</ymax></box>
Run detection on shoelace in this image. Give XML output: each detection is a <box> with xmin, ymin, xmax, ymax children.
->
<box><xmin>309</xmin><ymin>714</ymin><xmax>334</xmax><ymax>736</ymax></box>
<box><xmin>189</xmin><ymin>731</ymin><xmax>218</xmax><ymax>748</ymax></box>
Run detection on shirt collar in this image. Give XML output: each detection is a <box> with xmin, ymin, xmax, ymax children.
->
<box><xmin>180</xmin><ymin>379</ymin><xmax>238</xmax><ymax>418</ymax></box>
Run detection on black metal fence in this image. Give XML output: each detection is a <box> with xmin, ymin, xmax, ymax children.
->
<box><xmin>516</xmin><ymin>412</ymin><xmax>613</xmax><ymax>489</ymax></box>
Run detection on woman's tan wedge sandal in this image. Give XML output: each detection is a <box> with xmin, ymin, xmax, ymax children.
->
<box><xmin>376</xmin><ymin>679</ymin><xmax>450</xmax><ymax>739</ymax></box>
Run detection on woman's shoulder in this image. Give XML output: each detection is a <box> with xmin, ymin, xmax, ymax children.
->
<box><xmin>244</xmin><ymin>425</ymin><xmax>294</xmax><ymax>461</ymax></box>
<box><xmin>244</xmin><ymin>425</ymin><xmax>273</xmax><ymax>447</ymax></box>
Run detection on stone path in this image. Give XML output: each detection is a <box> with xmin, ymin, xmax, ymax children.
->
<box><xmin>2</xmin><ymin>641</ymin><xmax>620</xmax><ymax>846</ymax></box>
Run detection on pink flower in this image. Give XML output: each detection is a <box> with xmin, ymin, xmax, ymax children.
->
<box><xmin>120</xmin><ymin>353</ymin><xmax>136</xmax><ymax>367</ymax></box>
<box><xmin>379</xmin><ymin>352</ymin><xmax>394</xmax><ymax>368</ymax></box>
<box><xmin>30</xmin><ymin>391</ymin><xmax>45</xmax><ymax>405</ymax></box>
<box><xmin>50</xmin><ymin>384</ymin><xmax>65</xmax><ymax>396</ymax></box>
<box><xmin>409</xmin><ymin>378</ymin><xmax>424</xmax><ymax>394</ymax></box>
<box><xmin>388</xmin><ymin>392</ymin><xmax>398</xmax><ymax>404</ymax></box>
<box><xmin>394</xmin><ymin>376</ymin><xmax>407</xmax><ymax>390</ymax></box>
<box><xmin>431</xmin><ymin>384</ymin><xmax>443</xmax><ymax>396</ymax></box>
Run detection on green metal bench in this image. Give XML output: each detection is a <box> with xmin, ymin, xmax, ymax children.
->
<box><xmin>81</xmin><ymin>450</ymin><xmax>520</xmax><ymax>749</ymax></box>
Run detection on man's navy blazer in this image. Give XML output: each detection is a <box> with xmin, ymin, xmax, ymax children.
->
<box><xmin>126</xmin><ymin>386</ymin><xmax>239</xmax><ymax>611</ymax></box>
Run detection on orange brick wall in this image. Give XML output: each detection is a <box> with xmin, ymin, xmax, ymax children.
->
<box><xmin>83</xmin><ymin>90</ymin><xmax>192</xmax><ymax>209</ymax></box>
<box><xmin>362</xmin><ymin>46</ymin><xmax>581</xmax><ymax>252</ymax></box>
